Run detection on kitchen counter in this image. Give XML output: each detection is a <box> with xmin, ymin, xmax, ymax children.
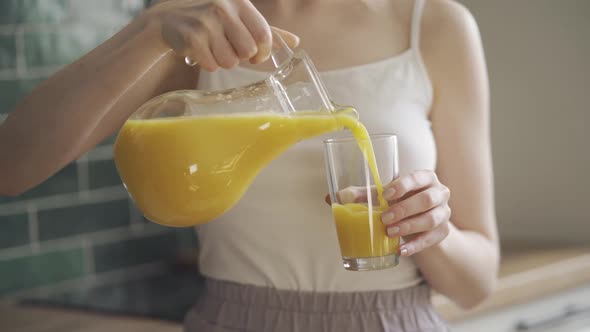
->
<box><xmin>2</xmin><ymin>246</ymin><xmax>590</xmax><ymax>331</ymax></box>
<box><xmin>0</xmin><ymin>302</ymin><xmax>181</xmax><ymax>332</ymax></box>
<box><xmin>434</xmin><ymin>246</ymin><xmax>590</xmax><ymax>322</ymax></box>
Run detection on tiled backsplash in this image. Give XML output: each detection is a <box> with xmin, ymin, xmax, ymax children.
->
<box><xmin>0</xmin><ymin>0</ymin><xmax>197</xmax><ymax>296</ymax></box>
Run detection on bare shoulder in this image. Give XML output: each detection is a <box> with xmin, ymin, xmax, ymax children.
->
<box><xmin>422</xmin><ymin>0</ymin><xmax>480</xmax><ymax>40</ymax></box>
<box><xmin>419</xmin><ymin>0</ymin><xmax>489</xmax><ymax>119</ymax></box>
<box><xmin>420</xmin><ymin>0</ymin><xmax>488</xmax><ymax>105</ymax></box>
<box><xmin>420</xmin><ymin>0</ymin><xmax>485</xmax><ymax>64</ymax></box>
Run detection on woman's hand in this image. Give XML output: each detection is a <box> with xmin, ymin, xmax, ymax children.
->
<box><xmin>381</xmin><ymin>170</ymin><xmax>451</xmax><ymax>257</ymax></box>
<box><xmin>141</xmin><ymin>0</ymin><xmax>299</xmax><ymax>72</ymax></box>
<box><xmin>325</xmin><ymin>169</ymin><xmax>452</xmax><ymax>257</ymax></box>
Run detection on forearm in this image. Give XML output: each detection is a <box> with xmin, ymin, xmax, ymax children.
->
<box><xmin>413</xmin><ymin>222</ymin><xmax>500</xmax><ymax>308</ymax></box>
<box><xmin>0</xmin><ymin>17</ymin><xmax>196</xmax><ymax>195</ymax></box>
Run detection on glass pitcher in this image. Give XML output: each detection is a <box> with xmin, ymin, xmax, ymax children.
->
<box><xmin>113</xmin><ymin>33</ymin><xmax>358</xmax><ymax>227</ymax></box>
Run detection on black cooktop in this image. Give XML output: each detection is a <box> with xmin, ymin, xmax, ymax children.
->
<box><xmin>21</xmin><ymin>265</ymin><xmax>205</xmax><ymax>322</ymax></box>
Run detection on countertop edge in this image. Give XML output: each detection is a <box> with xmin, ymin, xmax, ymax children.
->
<box><xmin>433</xmin><ymin>251</ymin><xmax>590</xmax><ymax>322</ymax></box>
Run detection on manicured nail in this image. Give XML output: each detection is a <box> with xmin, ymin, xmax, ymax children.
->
<box><xmin>381</xmin><ymin>212</ymin><xmax>394</xmax><ymax>224</ymax></box>
<box><xmin>387</xmin><ymin>226</ymin><xmax>400</xmax><ymax>237</ymax></box>
<box><xmin>338</xmin><ymin>187</ymin><xmax>358</xmax><ymax>204</ymax></box>
<box><xmin>383</xmin><ymin>188</ymin><xmax>396</xmax><ymax>200</ymax></box>
<box><xmin>400</xmin><ymin>247</ymin><xmax>409</xmax><ymax>256</ymax></box>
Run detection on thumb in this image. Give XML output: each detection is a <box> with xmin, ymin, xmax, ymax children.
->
<box><xmin>326</xmin><ymin>186</ymin><xmax>371</xmax><ymax>206</ymax></box>
<box><xmin>337</xmin><ymin>186</ymin><xmax>365</xmax><ymax>204</ymax></box>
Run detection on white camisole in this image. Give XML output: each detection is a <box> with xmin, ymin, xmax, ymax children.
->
<box><xmin>195</xmin><ymin>0</ymin><xmax>436</xmax><ymax>292</ymax></box>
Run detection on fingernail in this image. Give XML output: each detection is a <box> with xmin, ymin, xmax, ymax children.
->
<box><xmin>381</xmin><ymin>212</ymin><xmax>394</xmax><ymax>224</ymax></box>
<box><xmin>383</xmin><ymin>188</ymin><xmax>396</xmax><ymax>200</ymax></box>
<box><xmin>261</xmin><ymin>41</ymin><xmax>271</xmax><ymax>54</ymax></box>
<box><xmin>338</xmin><ymin>187</ymin><xmax>358</xmax><ymax>204</ymax></box>
<box><xmin>387</xmin><ymin>226</ymin><xmax>400</xmax><ymax>237</ymax></box>
<box><xmin>247</xmin><ymin>47</ymin><xmax>258</xmax><ymax>59</ymax></box>
<box><xmin>400</xmin><ymin>247</ymin><xmax>409</xmax><ymax>256</ymax></box>
<box><xmin>288</xmin><ymin>33</ymin><xmax>300</xmax><ymax>46</ymax></box>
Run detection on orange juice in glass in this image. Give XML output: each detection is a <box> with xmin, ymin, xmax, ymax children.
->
<box><xmin>324</xmin><ymin>134</ymin><xmax>400</xmax><ymax>271</ymax></box>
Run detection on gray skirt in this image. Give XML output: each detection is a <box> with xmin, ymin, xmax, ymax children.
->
<box><xmin>184</xmin><ymin>278</ymin><xmax>450</xmax><ymax>332</ymax></box>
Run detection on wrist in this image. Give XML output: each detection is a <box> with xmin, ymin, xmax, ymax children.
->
<box><xmin>132</xmin><ymin>9</ymin><xmax>171</xmax><ymax>56</ymax></box>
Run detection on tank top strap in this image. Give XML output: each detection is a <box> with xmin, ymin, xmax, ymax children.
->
<box><xmin>410</xmin><ymin>0</ymin><xmax>426</xmax><ymax>49</ymax></box>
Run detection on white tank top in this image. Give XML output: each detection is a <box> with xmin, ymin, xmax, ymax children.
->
<box><xmin>196</xmin><ymin>0</ymin><xmax>435</xmax><ymax>292</ymax></box>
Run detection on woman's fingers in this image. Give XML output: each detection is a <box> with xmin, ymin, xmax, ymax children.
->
<box><xmin>386</xmin><ymin>205</ymin><xmax>451</xmax><ymax>237</ymax></box>
<box><xmin>324</xmin><ymin>169</ymin><xmax>452</xmax><ymax>257</ymax></box>
<box><xmin>154</xmin><ymin>0</ymin><xmax>298</xmax><ymax>71</ymax></box>
<box><xmin>398</xmin><ymin>222</ymin><xmax>451</xmax><ymax>256</ymax></box>
<box><xmin>182</xmin><ymin>25</ymin><xmax>218</xmax><ymax>71</ymax></box>
<box><xmin>215</xmin><ymin>1</ymin><xmax>258</xmax><ymax>59</ymax></box>
<box><xmin>381</xmin><ymin>185</ymin><xmax>450</xmax><ymax>225</ymax></box>
<box><xmin>209</xmin><ymin>25</ymin><xmax>240</xmax><ymax>69</ymax></box>
<box><xmin>383</xmin><ymin>170</ymin><xmax>439</xmax><ymax>201</ymax></box>
<box><xmin>238</xmin><ymin>0</ymin><xmax>272</xmax><ymax>63</ymax></box>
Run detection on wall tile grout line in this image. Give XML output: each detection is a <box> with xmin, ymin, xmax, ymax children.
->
<box><xmin>0</xmin><ymin>23</ymin><xmax>61</xmax><ymax>34</ymax></box>
<box><xmin>129</xmin><ymin>199</ymin><xmax>144</xmax><ymax>229</ymax></box>
<box><xmin>0</xmin><ymin>66</ymin><xmax>64</xmax><ymax>81</ymax></box>
<box><xmin>15</xmin><ymin>26</ymin><xmax>26</xmax><ymax>76</ymax></box>
<box><xmin>77</xmin><ymin>158</ymin><xmax>90</xmax><ymax>200</ymax></box>
<box><xmin>0</xmin><ymin>186</ymin><xmax>128</xmax><ymax>216</ymax></box>
<box><xmin>65</xmin><ymin>0</ymin><xmax>77</xmax><ymax>21</ymax></box>
<box><xmin>0</xmin><ymin>25</ymin><xmax>16</xmax><ymax>35</ymax></box>
<box><xmin>0</xmin><ymin>21</ymin><xmax>127</xmax><ymax>34</ymax></box>
<box><xmin>0</xmin><ymin>69</ymin><xmax>17</xmax><ymax>80</ymax></box>
<box><xmin>0</xmin><ymin>26</ymin><xmax>14</xmax><ymax>34</ymax></box>
<box><xmin>0</xmin><ymin>223</ymin><xmax>172</xmax><ymax>260</ymax></box>
<box><xmin>81</xmin><ymin>238</ymin><xmax>96</xmax><ymax>283</ymax></box>
<box><xmin>7</xmin><ymin>261</ymin><xmax>170</xmax><ymax>299</ymax></box>
<box><xmin>84</xmin><ymin>145</ymin><xmax>114</xmax><ymax>161</ymax></box>
<box><xmin>26</xmin><ymin>203</ymin><xmax>40</xmax><ymax>253</ymax></box>
<box><xmin>21</xmin><ymin>64</ymin><xmax>65</xmax><ymax>75</ymax></box>
<box><xmin>3</xmin><ymin>30</ymin><xmax>18</xmax><ymax>80</ymax></box>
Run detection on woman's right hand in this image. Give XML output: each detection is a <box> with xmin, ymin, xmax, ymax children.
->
<box><xmin>141</xmin><ymin>0</ymin><xmax>300</xmax><ymax>72</ymax></box>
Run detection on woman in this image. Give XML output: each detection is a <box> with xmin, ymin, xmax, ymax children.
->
<box><xmin>0</xmin><ymin>0</ymin><xmax>499</xmax><ymax>330</ymax></box>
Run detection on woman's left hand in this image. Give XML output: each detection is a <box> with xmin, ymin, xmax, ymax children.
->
<box><xmin>381</xmin><ymin>170</ymin><xmax>451</xmax><ymax>257</ymax></box>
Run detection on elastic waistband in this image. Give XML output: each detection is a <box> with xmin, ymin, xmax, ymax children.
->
<box><xmin>201</xmin><ymin>278</ymin><xmax>431</xmax><ymax>313</ymax></box>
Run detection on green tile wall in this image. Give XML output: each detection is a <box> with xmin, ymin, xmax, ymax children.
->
<box><xmin>0</xmin><ymin>0</ymin><xmax>198</xmax><ymax>296</ymax></box>
<box><xmin>175</xmin><ymin>228</ymin><xmax>198</xmax><ymax>249</ymax></box>
<box><xmin>93</xmin><ymin>232</ymin><xmax>178</xmax><ymax>273</ymax></box>
<box><xmin>0</xmin><ymin>213</ymin><xmax>29</xmax><ymax>249</ymax></box>
<box><xmin>0</xmin><ymin>0</ymin><xmax>69</xmax><ymax>25</ymax></box>
<box><xmin>38</xmin><ymin>200</ymin><xmax>130</xmax><ymax>241</ymax></box>
<box><xmin>0</xmin><ymin>163</ymin><xmax>78</xmax><ymax>204</ymax></box>
<box><xmin>100</xmin><ymin>134</ymin><xmax>117</xmax><ymax>146</ymax></box>
<box><xmin>24</xmin><ymin>26</ymin><xmax>115</xmax><ymax>68</ymax></box>
<box><xmin>0</xmin><ymin>247</ymin><xmax>86</xmax><ymax>295</ymax></box>
<box><xmin>0</xmin><ymin>34</ymin><xmax>17</xmax><ymax>71</ymax></box>
<box><xmin>0</xmin><ymin>79</ymin><xmax>43</xmax><ymax>114</ymax></box>
<box><xmin>88</xmin><ymin>160</ymin><xmax>122</xmax><ymax>189</ymax></box>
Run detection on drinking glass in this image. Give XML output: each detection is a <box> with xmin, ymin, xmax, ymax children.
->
<box><xmin>324</xmin><ymin>134</ymin><xmax>399</xmax><ymax>271</ymax></box>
